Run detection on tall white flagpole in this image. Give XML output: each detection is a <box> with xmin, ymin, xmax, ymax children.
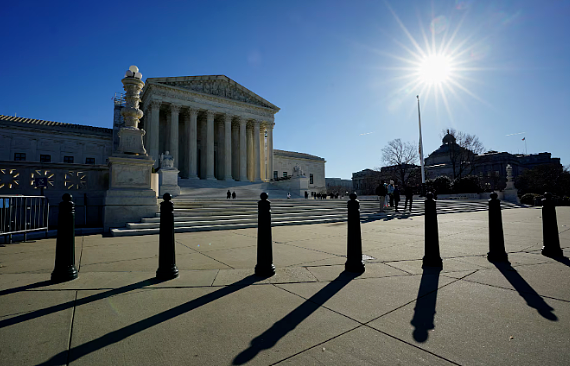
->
<box><xmin>417</xmin><ymin>95</ymin><xmax>426</xmax><ymax>185</ymax></box>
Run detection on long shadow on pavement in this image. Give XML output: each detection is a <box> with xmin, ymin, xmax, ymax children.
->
<box><xmin>410</xmin><ymin>268</ymin><xmax>441</xmax><ymax>343</ymax></box>
<box><xmin>0</xmin><ymin>278</ymin><xmax>162</xmax><ymax>329</ymax></box>
<box><xmin>550</xmin><ymin>256</ymin><xmax>570</xmax><ymax>268</ymax></box>
<box><xmin>493</xmin><ymin>262</ymin><xmax>558</xmax><ymax>321</ymax></box>
<box><xmin>232</xmin><ymin>271</ymin><xmax>359</xmax><ymax>365</ymax></box>
<box><xmin>36</xmin><ymin>275</ymin><xmax>262</xmax><ymax>366</ymax></box>
<box><xmin>0</xmin><ymin>280</ymin><xmax>53</xmax><ymax>297</ymax></box>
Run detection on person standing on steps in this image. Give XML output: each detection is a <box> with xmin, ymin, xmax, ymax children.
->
<box><xmin>388</xmin><ymin>181</ymin><xmax>395</xmax><ymax>207</ymax></box>
<box><xmin>376</xmin><ymin>181</ymin><xmax>387</xmax><ymax>212</ymax></box>
<box><xmin>404</xmin><ymin>186</ymin><xmax>414</xmax><ymax>212</ymax></box>
<box><xmin>305</xmin><ymin>191</ymin><xmax>309</xmax><ymax>199</ymax></box>
<box><xmin>287</xmin><ymin>192</ymin><xmax>291</xmax><ymax>199</ymax></box>
<box><xmin>227</xmin><ymin>190</ymin><xmax>231</xmax><ymax>199</ymax></box>
<box><xmin>393</xmin><ymin>185</ymin><xmax>401</xmax><ymax>212</ymax></box>
<box><xmin>232</xmin><ymin>191</ymin><xmax>236</xmax><ymax>199</ymax></box>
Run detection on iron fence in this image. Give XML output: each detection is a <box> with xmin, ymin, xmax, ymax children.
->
<box><xmin>1</xmin><ymin>195</ymin><xmax>49</xmax><ymax>243</ymax></box>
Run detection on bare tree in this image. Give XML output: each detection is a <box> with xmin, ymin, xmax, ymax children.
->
<box><xmin>381</xmin><ymin>139</ymin><xmax>419</xmax><ymax>188</ymax></box>
<box><xmin>441</xmin><ymin>128</ymin><xmax>485</xmax><ymax>180</ymax></box>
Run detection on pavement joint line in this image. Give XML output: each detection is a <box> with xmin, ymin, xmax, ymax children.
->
<box><xmin>210</xmin><ymin>269</ymin><xmax>220</xmax><ymax>286</ymax></box>
<box><xmin>66</xmin><ymin>290</ymin><xmax>79</xmax><ymax>366</ymax></box>
<box><xmin>384</xmin><ymin>262</ymin><xmax>414</xmax><ymax>275</ymax></box>
<box><xmin>456</xmin><ymin>277</ymin><xmax>570</xmax><ymax>303</ymax></box>
<box><xmin>78</xmin><ymin>255</ymin><xmax>158</xmax><ymax>268</ymax></box>
<box><xmin>276</xmin><ymin>241</ymin><xmax>346</xmax><ymax>258</ymax></box>
<box><xmin>287</xmin><ymin>256</ymin><xmax>343</xmax><ymax>267</ymax></box>
<box><xmin>188</xmin><ymin>250</ymin><xmax>235</xmax><ymax>270</ymax></box>
<box><xmin>302</xmin><ymin>266</ymin><xmax>320</xmax><ymax>282</ymax></box>
<box><xmin>362</xmin><ymin>273</ymin><xmax>473</xmax><ymax>326</ymax></box>
<box><xmin>360</xmin><ymin>324</ymin><xmax>463</xmax><ymax>366</ymax></box>
<box><xmin>269</xmin><ymin>325</ymin><xmax>363</xmax><ymax>365</ymax></box>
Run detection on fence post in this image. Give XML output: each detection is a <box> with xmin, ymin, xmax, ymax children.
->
<box><xmin>255</xmin><ymin>192</ymin><xmax>275</xmax><ymax>277</ymax></box>
<box><xmin>487</xmin><ymin>192</ymin><xmax>509</xmax><ymax>263</ymax></box>
<box><xmin>423</xmin><ymin>192</ymin><xmax>443</xmax><ymax>268</ymax></box>
<box><xmin>51</xmin><ymin>194</ymin><xmax>78</xmax><ymax>283</ymax></box>
<box><xmin>156</xmin><ymin>193</ymin><xmax>179</xmax><ymax>280</ymax></box>
<box><xmin>541</xmin><ymin>192</ymin><xmax>563</xmax><ymax>258</ymax></box>
<box><xmin>346</xmin><ymin>193</ymin><xmax>365</xmax><ymax>273</ymax></box>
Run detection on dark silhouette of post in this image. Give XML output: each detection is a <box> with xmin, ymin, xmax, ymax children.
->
<box><xmin>541</xmin><ymin>192</ymin><xmax>563</xmax><ymax>258</ymax></box>
<box><xmin>156</xmin><ymin>193</ymin><xmax>179</xmax><ymax>280</ymax></box>
<box><xmin>346</xmin><ymin>193</ymin><xmax>365</xmax><ymax>273</ymax></box>
<box><xmin>255</xmin><ymin>192</ymin><xmax>275</xmax><ymax>277</ymax></box>
<box><xmin>423</xmin><ymin>192</ymin><xmax>443</xmax><ymax>268</ymax></box>
<box><xmin>487</xmin><ymin>192</ymin><xmax>509</xmax><ymax>263</ymax></box>
<box><xmin>51</xmin><ymin>194</ymin><xmax>78</xmax><ymax>283</ymax></box>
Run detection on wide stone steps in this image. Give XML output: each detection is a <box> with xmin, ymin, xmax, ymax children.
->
<box><xmin>110</xmin><ymin>199</ymin><xmax>524</xmax><ymax>237</ymax></box>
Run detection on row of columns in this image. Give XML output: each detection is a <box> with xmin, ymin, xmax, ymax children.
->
<box><xmin>145</xmin><ymin>101</ymin><xmax>274</xmax><ymax>182</ymax></box>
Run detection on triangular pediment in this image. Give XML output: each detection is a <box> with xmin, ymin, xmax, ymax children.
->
<box><xmin>146</xmin><ymin>75</ymin><xmax>279</xmax><ymax>111</ymax></box>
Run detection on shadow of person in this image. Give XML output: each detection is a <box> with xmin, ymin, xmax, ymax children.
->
<box><xmin>36</xmin><ymin>275</ymin><xmax>262</xmax><ymax>366</ymax></box>
<box><xmin>493</xmin><ymin>262</ymin><xmax>557</xmax><ymax>321</ymax></box>
<box><xmin>232</xmin><ymin>271</ymin><xmax>359</xmax><ymax>365</ymax></box>
<box><xmin>410</xmin><ymin>268</ymin><xmax>441</xmax><ymax>343</ymax></box>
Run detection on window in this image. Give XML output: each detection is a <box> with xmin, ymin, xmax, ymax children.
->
<box><xmin>310</xmin><ymin>174</ymin><xmax>314</xmax><ymax>184</ymax></box>
<box><xmin>64</xmin><ymin>156</ymin><xmax>74</xmax><ymax>163</ymax></box>
<box><xmin>283</xmin><ymin>172</ymin><xmax>287</xmax><ymax>178</ymax></box>
<box><xmin>40</xmin><ymin>154</ymin><xmax>51</xmax><ymax>163</ymax></box>
<box><xmin>85</xmin><ymin>157</ymin><xmax>95</xmax><ymax>164</ymax></box>
<box><xmin>273</xmin><ymin>171</ymin><xmax>278</xmax><ymax>179</ymax></box>
<box><xmin>14</xmin><ymin>153</ymin><xmax>26</xmax><ymax>161</ymax></box>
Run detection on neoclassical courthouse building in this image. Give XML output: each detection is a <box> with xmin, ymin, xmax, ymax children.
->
<box><xmin>0</xmin><ymin>74</ymin><xmax>326</xmax><ymax>194</ymax></box>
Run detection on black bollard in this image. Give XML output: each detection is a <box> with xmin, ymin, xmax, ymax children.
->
<box><xmin>255</xmin><ymin>192</ymin><xmax>275</xmax><ymax>277</ymax></box>
<box><xmin>51</xmin><ymin>194</ymin><xmax>78</xmax><ymax>283</ymax></box>
<box><xmin>487</xmin><ymin>192</ymin><xmax>509</xmax><ymax>263</ymax></box>
<box><xmin>346</xmin><ymin>193</ymin><xmax>365</xmax><ymax>273</ymax></box>
<box><xmin>156</xmin><ymin>193</ymin><xmax>179</xmax><ymax>280</ymax></box>
<box><xmin>423</xmin><ymin>192</ymin><xmax>443</xmax><ymax>268</ymax></box>
<box><xmin>541</xmin><ymin>192</ymin><xmax>563</xmax><ymax>258</ymax></box>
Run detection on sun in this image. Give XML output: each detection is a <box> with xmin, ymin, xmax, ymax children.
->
<box><xmin>418</xmin><ymin>54</ymin><xmax>453</xmax><ymax>85</ymax></box>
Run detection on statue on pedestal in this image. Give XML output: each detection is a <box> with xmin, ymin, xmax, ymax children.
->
<box><xmin>160</xmin><ymin>151</ymin><xmax>175</xmax><ymax>170</ymax></box>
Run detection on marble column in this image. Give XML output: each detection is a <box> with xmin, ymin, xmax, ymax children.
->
<box><xmin>239</xmin><ymin>118</ymin><xmax>248</xmax><ymax>181</ymax></box>
<box><xmin>259</xmin><ymin>124</ymin><xmax>266</xmax><ymax>181</ymax></box>
<box><xmin>247</xmin><ymin>122</ymin><xmax>254</xmax><ymax>181</ymax></box>
<box><xmin>169</xmin><ymin>104</ymin><xmax>181</xmax><ymax>169</ymax></box>
<box><xmin>224</xmin><ymin>114</ymin><xmax>233</xmax><ymax>181</ymax></box>
<box><xmin>232</xmin><ymin>123</ymin><xmax>239</xmax><ymax>180</ymax></box>
<box><xmin>267</xmin><ymin>123</ymin><xmax>274</xmax><ymax>180</ymax></box>
<box><xmin>187</xmin><ymin>108</ymin><xmax>198</xmax><ymax>179</ymax></box>
<box><xmin>216</xmin><ymin>120</ymin><xmax>224</xmax><ymax>179</ymax></box>
<box><xmin>206</xmin><ymin>111</ymin><xmax>215</xmax><ymax>180</ymax></box>
<box><xmin>253</xmin><ymin>120</ymin><xmax>261</xmax><ymax>182</ymax></box>
<box><xmin>149</xmin><ymin>100</ymin><xmax>161</xmax><ymax>167</ymax></box>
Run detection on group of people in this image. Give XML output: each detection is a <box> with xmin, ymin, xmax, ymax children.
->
<box><xmin>375</xmin><ymin>181</ymin><xmax>414</xmax><ymax>213</ymax></box>
<box><xmin>226</xmin><ymin>190</ymin><xmax>236</xmax><ymax>199</ymax></box>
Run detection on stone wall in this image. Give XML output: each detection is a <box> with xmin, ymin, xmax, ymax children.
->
<box><xmin>273</xmin><ymin>150</ymin><xmax>326</xmax><ymax>193</ymax></box>
<box><xmin>0</xmin><ymin>161</ymin><xmax>109</xmax><ymax>228</ymax></box>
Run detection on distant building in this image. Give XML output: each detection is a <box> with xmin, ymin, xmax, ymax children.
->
<box><xmin>352</xmin><ymin>169</ymin><xmax>383</xmax><ymax>195</ymax></box>
<box><xmin>273</xmin><ymin>149</ymin><xmax>326</xmax><ymax>193</ymax></box>
<box><xmin>325</xmin><ymin>178</ymin><xmax>352</xmax><ymax>194</ymax></box>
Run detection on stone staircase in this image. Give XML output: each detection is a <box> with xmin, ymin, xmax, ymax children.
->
<box><xmin>110</xmin><ymin>198</ymin><xmax>524</xmax><ymax>237</ymax></box>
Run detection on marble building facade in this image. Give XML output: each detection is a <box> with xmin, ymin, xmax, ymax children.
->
<box><xmin>138</xmin><ymin>75</ymin><xmax>279</xmax><ymax>182</ymax></box>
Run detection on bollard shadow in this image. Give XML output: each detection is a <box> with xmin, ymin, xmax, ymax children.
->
<box><xmin>0</xmin><ymin>280</ymin><xmax>53</xmax><ymax>297</ymax></box>
<box><xmin>493</xmin><ymin>262</ymin><xmax>557</xmax><ymax>321</ymax></box>
<box><xmin>232</xmin><ymin>271</ymin><xmax>359</xmax><ymax>365</ymax></box>
<box><xmin>0</xmin><ymin>277</ymin><xmax>163</xmax><ymax>329</ymax></box>
<box><xmin>410</xmin><ymin>268</ymin><xmax>441</xmax><ymax>342</ymax></box>
<box><xmin>550</xmin><ymin>256</ymin><xmax>570</xmax><ymax>268</ymax></box>
<box><xmin>36</xmin><ymin>275</ymin><xmax>262</xmax><ymax>366</ymax></box>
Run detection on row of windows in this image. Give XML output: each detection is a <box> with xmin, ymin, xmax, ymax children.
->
<box><xmin>272</xmin><ymin>171</ymin><xmax>314</xmax><ymax>184</ymax></box>
<box><xmin>13</xmin><ymin>153</ymin><xmax>95</xmax><ymax>164</ymax></box>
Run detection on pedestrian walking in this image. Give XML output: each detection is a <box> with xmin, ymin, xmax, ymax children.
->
<box><xmin>305</xmin><ymin>191</ymin><xmax>309</xmax><ymax>199</ymax></box>
<box><xmin>404</xmin><ymin>186</ymin><xmax>413</xmax><ymax>212</ymax></box>
<box><xmin>388</xmin><ymin>182</ymin><xmax>395</xmax><ymax>207</ymax></box>
<box><xmin>393</xmin><ymin>185</ymin><xmax>401</xmax><ymax>212</ymax></box>
<box><xmin>226</xmin><ymin>190</ymin><xmax>231</xmax><ymax>199</ymax></box>
<box><xmin>232</xmin><ymin>191</ymin><xmax>236</xmax><ymax>199</ymax></box>
<box><xmin>287</xmin><ymin>192</ymin><xmax>291</xmax><ymax>199</ymax></box>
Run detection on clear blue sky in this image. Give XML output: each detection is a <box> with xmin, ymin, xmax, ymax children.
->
<box><xmin>2</xmin><ymin>0</ymin><xmax>568</xmax><ymax>179</ymax></box>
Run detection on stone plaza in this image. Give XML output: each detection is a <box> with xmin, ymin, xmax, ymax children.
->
<box><xmin>1</xmin><ymin>205</ymin><xmax>569</xmax><ymax>365</ymax></box>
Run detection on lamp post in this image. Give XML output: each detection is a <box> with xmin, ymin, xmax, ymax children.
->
<box><xmin>417</xmin><ymin>95</ymin><xmax>426</xmax><ymax>195</ymax></box>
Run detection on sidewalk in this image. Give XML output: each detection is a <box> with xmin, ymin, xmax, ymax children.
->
<box><xmin>1</xmin><ymin>207</ymin><xmax>569</xmax><ymax>365</ymax></box>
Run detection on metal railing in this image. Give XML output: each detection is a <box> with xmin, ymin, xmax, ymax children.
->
<box><xmin>1</xmin><ymin>195</ymin><xmax>49</xmax><ymax>243</ymax></box>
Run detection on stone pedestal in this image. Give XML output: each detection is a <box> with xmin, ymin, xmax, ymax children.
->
<box><xmin>503</xmin><ymin>164</ymin><xmax>519</xmax><ymax>204</ymax></box>
<box><xmin>159</xmin><ymin>168</ymin><xmax>180</xmax><ymax>197</ymax></box>
<box><xmin>289</xmin><ymin>176</ymin><xmax>309</xmax><ymax>197</ymax></box>
<box><xmin>103</xmin><ymin>156</ymin><xmax>158</xmax><ymax>231</ymax></box>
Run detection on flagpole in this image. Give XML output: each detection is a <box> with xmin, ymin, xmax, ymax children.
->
<box><xmin>417</xmin><ymin>95</ymin><xmax>426</xmax><ymax>193</ymax></box>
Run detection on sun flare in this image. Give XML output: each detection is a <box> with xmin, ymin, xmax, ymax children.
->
<box><xmin>418</xmin><ymin>54</ymin><xmax>453</xmax><ymax>85</ymax></box>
